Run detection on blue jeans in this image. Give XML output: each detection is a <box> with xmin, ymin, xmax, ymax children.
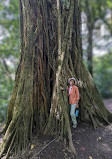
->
<box><xmin>70</xmin><ymin>104</ymin><xmax>77</xmax><ymax>127</ymax></box>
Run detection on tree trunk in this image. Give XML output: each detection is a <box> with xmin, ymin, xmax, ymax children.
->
<box><xmin>0</xmin><ymin>0</ymin><xmax>112</xmax><ymax>158</ymax></box>
<box><xmin>85</xmin><ymin>0</ymin><xmax>94</xmax><ymax>76</ymax></box>
<box><xmin>87</xmin><ymin>24</ymin><xmax>93</xmax><ymax>76</ymax></box>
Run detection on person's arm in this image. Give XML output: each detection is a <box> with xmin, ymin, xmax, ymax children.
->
<box><xmin>76</xmin><ymin>86</ymin><xmax>79</xmax><ymax>104</ymax></box>
<box><xmin>67</xmin><ymin>86</ymin><xmax>69</xmax><ymax>96</ymax></box>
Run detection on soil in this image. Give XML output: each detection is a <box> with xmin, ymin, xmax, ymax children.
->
<box><xmin>0</xmin><ymin>99</ymin><xmax>112</xmax><ymax>159</ymax></box>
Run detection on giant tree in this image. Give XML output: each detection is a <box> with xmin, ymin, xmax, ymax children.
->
<box><xmin>0</xmin><ymin>0</ymin><xmax>112</xmax><ymax>158</ymax></box>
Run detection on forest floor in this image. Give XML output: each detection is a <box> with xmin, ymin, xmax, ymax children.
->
<box><xmin>0</xmin><ymin>98</ymin><xmax>112</xmax><ymax>159</ymax></box>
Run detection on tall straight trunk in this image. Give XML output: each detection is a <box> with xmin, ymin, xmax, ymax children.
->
<box><xmin>87</xmin><ymin>24</ymin><xmax>93</xmax><ymax>76</ymax></box>
<box><xmin>0</xmin><ymin>0</ymin><xmax>112</xmax><ymax>158</ymax></box>
<box><xmin>85</xmin><ymin>0</ymin><xmax>94</xmax><ymax>76</ymax></box>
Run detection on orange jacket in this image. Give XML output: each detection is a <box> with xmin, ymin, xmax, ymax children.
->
<box><xmin>67</xmin><ymin>85</ymin><xmax>79</xmax><ymax>104</ymax></box>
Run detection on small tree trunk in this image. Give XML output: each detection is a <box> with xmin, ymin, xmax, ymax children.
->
<box><xmin>0</xmin><ymin>0</ymin><xmax>112</xmax><ymax>158</ymax></box>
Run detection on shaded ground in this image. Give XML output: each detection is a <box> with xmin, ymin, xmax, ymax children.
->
<box><xmin>8</xmin><ymin>123</ymin><xmax>112</xmax><ymax>159</ymax></box>
<box><xmin>72</xmin><ymin>123</ymin><xmax>112</xmax><ymax>159</ymax></box>
<box><xmin>0</xmin><ymin>99</ymin><xmax>112</xmax><ymax>159</ymax></box>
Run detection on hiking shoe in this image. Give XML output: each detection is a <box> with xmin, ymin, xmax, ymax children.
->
<box><xmin>72</xmin><ymin>125</ymin><xmax>77</xmax><ymax>128</ymax></box>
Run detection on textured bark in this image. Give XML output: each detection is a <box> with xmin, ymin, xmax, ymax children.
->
<box><xmin>87</xmin><ymin>24</ymin><xmax>93</xmax><ymax>76</ymax></box>
<box><xmin>85</xmin><ymin>0</ymin><xmax>94</xmax><ymax>76</ymax></box>
<box><xmin>0</xmin><ymin>0</ymin><xmax>112</xmax><ymax>158</ymax></box>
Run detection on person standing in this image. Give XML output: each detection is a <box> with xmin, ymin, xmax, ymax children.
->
<box><xmin>67</xmin><ymin>78</ymin><xmax>80</xmax><ymax>128</ymax></box>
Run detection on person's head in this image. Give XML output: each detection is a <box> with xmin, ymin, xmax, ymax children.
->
<box><xmin>70</xmin><ymin>79</ymin><xmax>75</xmax><ymax>86</ymax></box>
<box><xmin>68</xmin><ymin>77</ymin><xmax>76</xmax><ymax>86</ymax></box>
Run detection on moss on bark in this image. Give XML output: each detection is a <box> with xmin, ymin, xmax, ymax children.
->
<box><xmin>0</xmin><ymin>0</ymin><xmax>112</xmax><ymax>158</ymax></box>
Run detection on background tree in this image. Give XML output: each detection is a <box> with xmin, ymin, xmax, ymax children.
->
<box><xmin>82</xmin><ymin>0</ymin><xmax>112</xmax><ymax>97</ymax></box>
<box><xmin>84</xmin><ymin>0</ymin><xmax>95</xmax><ymax>76</ymax></box>
<box><xmin>82</xmin><ymin>0</ymin><xmax>112</xmax><ymax>76</ymax></box>
<box><xmin>94</xmin><ymin>52</ymin><xmax>112</xmax><ymax>98</ymax></box>
<box><xmin>0</xmin><ymin>0</ymin><xmax>112</xmax><ymax>158</ymax></box>
<box><xmin>100</xmin><ymin>0</ymin><xmax>112</xmax><ymax>36</ymax></box>
<box><xmin>0</xmin><ymin>0</ymin><xmax>19</xmax><ymax>122</ymax></box>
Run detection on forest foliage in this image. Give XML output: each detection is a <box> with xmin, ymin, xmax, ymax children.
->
<box><xmin>0</xmin><ymin>0</ymin><xmax>19</xmax><ymax>121</ymax></box>
<box><xmin>0</xmin><ymin>0</ymin><xmax>112</xmax><ymax>122</ymax></box>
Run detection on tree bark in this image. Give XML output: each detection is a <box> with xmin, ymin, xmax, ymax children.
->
<box><xmin>85</xmin><ymin>0</ymin><xmax>94</xmax><ymax>76</ymax></box>
<box><xmin>87</xmin><ymin>24</ymin><xmax>93</xmax><ymax>76</ymax></box>
<box><xmin>0</xmin><ymin>0</ymin><xmax>112</xmax><ymax>158</ymax></box>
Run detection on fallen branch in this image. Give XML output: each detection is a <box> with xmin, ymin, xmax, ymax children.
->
<box><xmin>31</xmin><ymin>136</ymin><xmax>58</xmax><ymax>159</ymax></box>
